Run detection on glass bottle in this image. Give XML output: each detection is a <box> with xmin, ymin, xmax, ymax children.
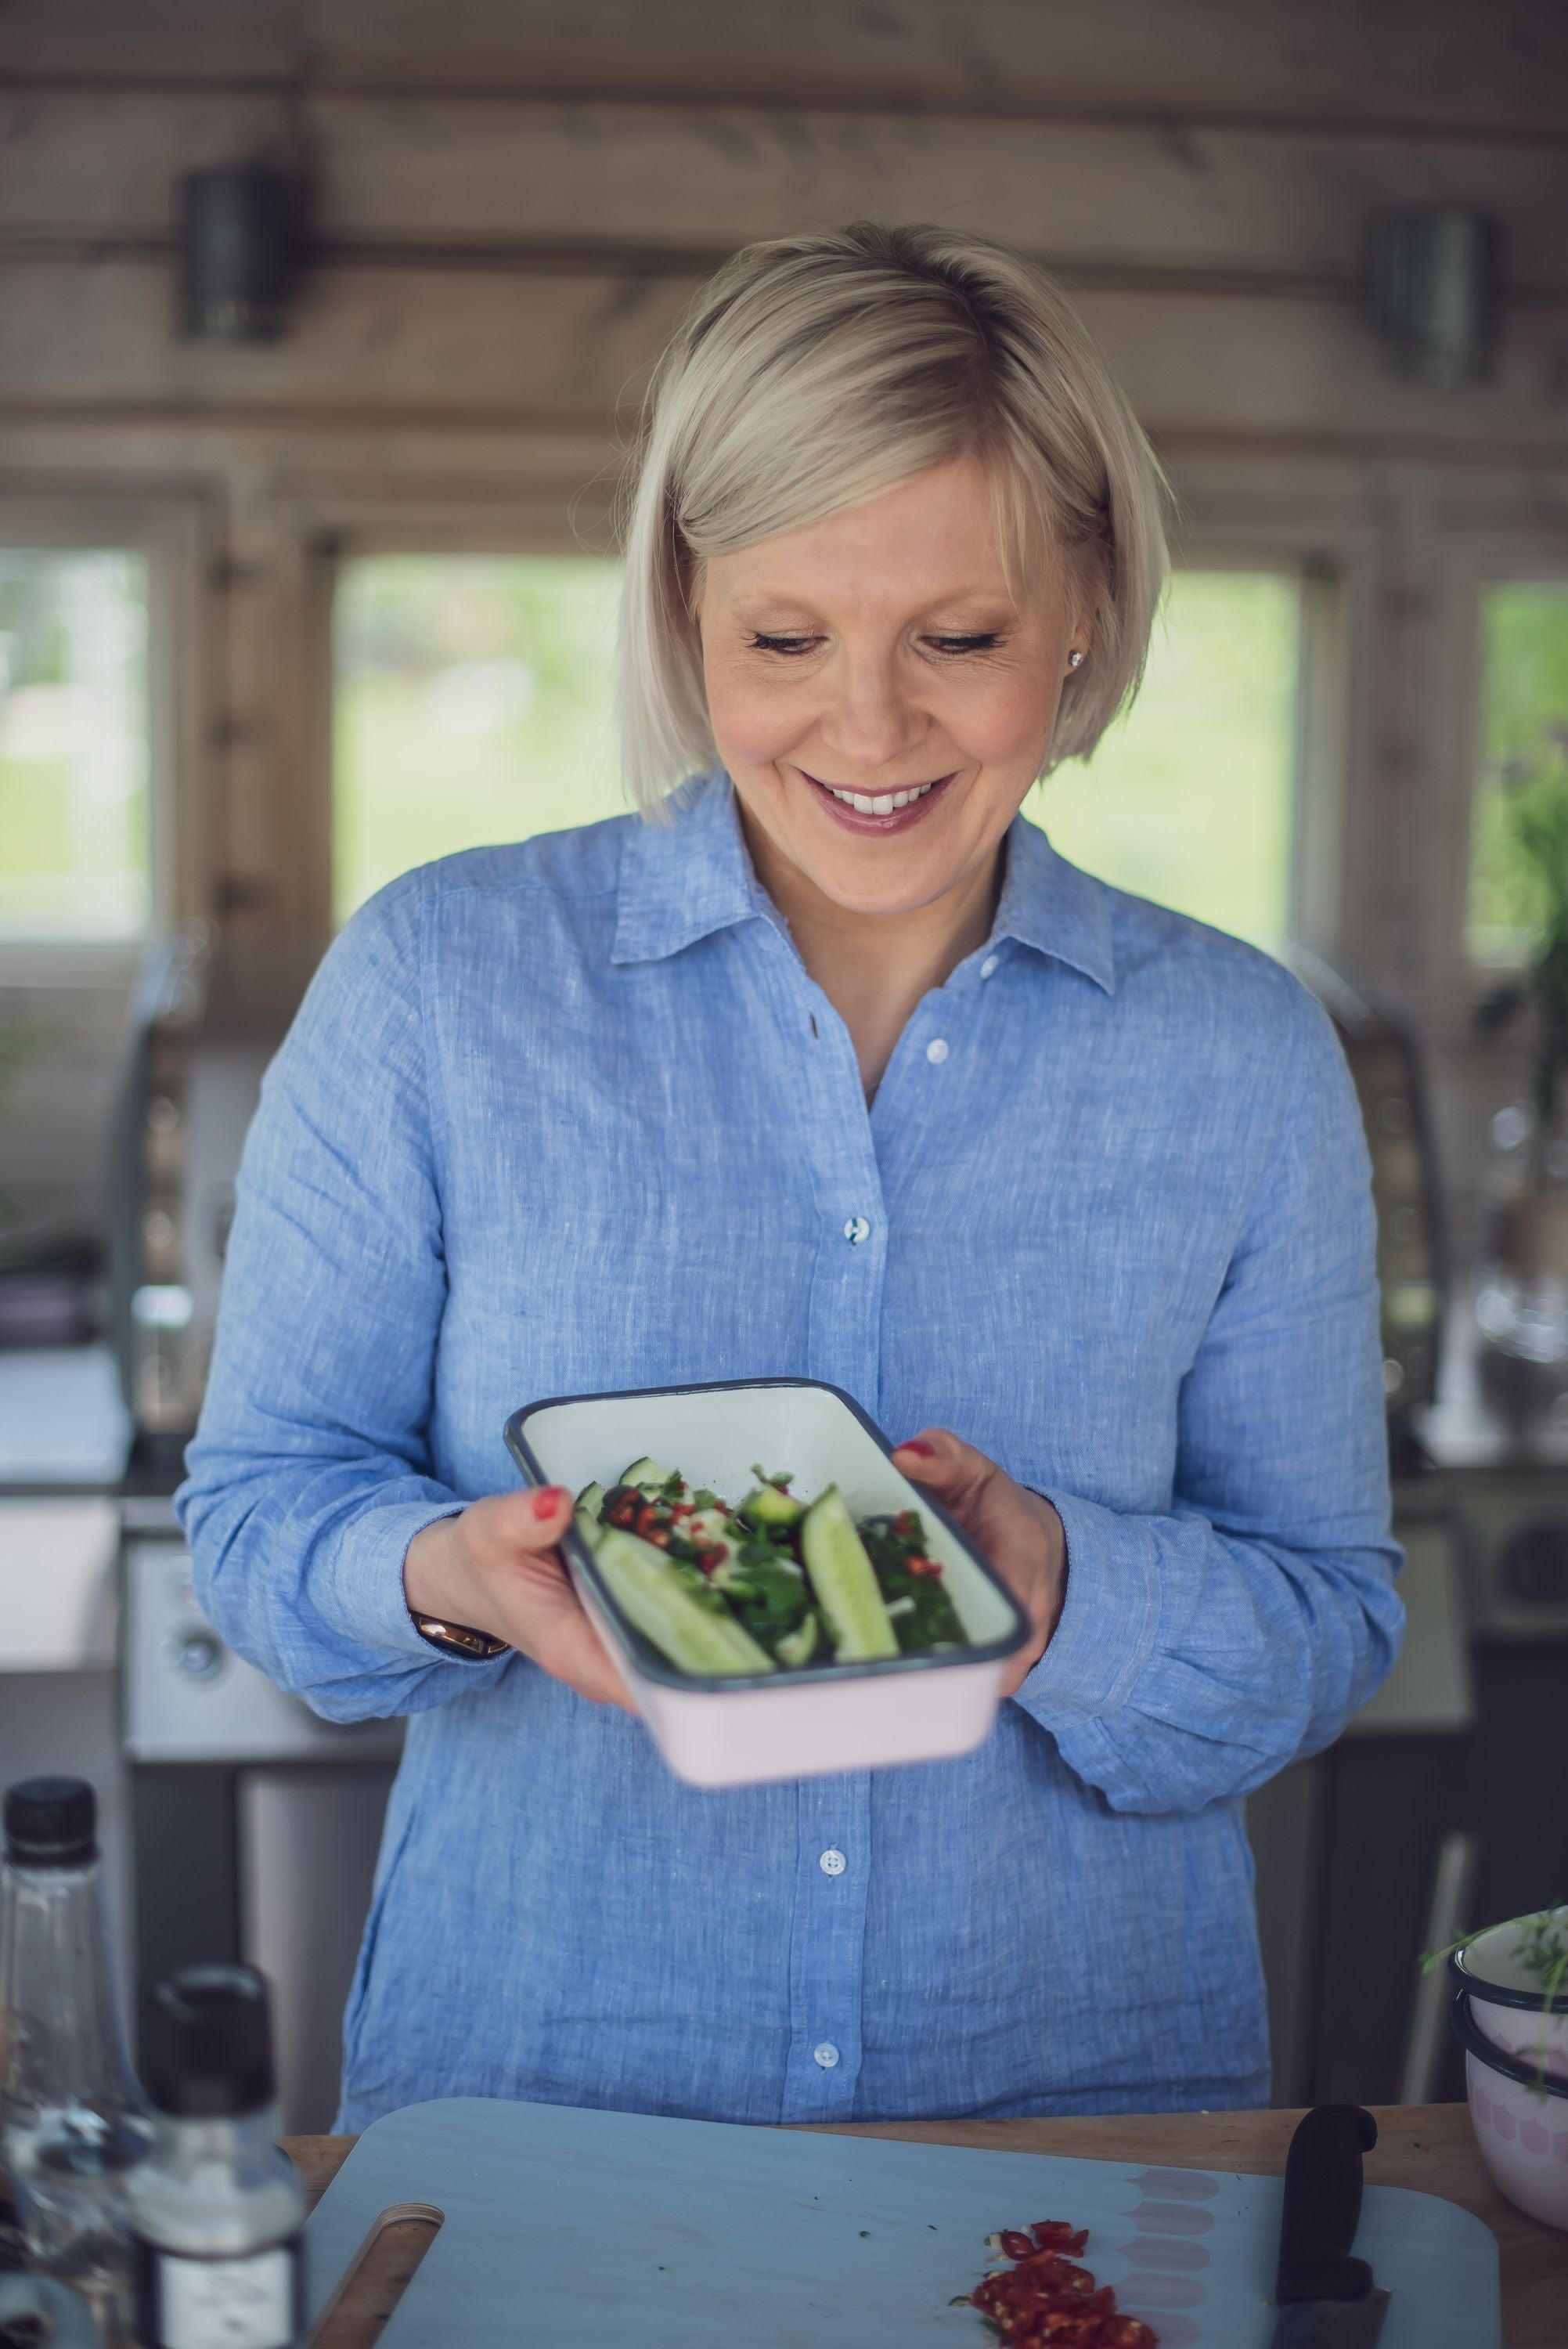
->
<box><xmin>0</xmin><ymin>1777</ymin><xmax>152</xmax><ymax>2348</ymax></box>
<box><xmin>127</xmin><ymin>1965</ymin><xmax>305</xmax><ymax>2349</ymax></box>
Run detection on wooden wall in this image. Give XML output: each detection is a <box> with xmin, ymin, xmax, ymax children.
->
<box><xmin>2</xmin><ymin>0</ymin><xmax>1567</xmax><ymax>1250</ymax></box>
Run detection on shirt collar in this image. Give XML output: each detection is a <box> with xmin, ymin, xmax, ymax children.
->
<box><xmin>611</xmin><ymin>770</ymin><xmax>1116</xmax><ymax>994</ymax></box>
<box><xmin>990</xmin><ymin>810</ymin><xmax>1116</xmax><ymax>995</ymax></box>
<box><xmin>611</xmin><ymin>773</ymin><xmax>770</xmax><ymax>965</ymax></box>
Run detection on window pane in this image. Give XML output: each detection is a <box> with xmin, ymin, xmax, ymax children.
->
<box><xmin>1029</xmin><ymin>569</ymin><xmax>1302</xmax><ymax>952</ymax></box>
<box><xmin>0</xmin><ymin>550</ymin><xmax>150</xmax><ymax>938</ymax></box>
<box><xmin>333</xmin><ymin>554</ymin><xmax>625</xmax><ymax>925</ymax></box>
<box><xmin>1466</xmin><ymin>581</ymin><xmax>1568</xmax><ymax>966</ymax></box>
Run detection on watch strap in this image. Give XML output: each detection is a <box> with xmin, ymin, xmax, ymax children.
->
<box><xmin>409</xmin><ymin>1612</ymin><xmax>510</xmax><ymax>1661</ymax></box>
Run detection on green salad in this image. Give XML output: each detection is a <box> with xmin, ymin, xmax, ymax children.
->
<box><xmin>573</xmin><ymin>1458</ymin><xmax>968</xmax><ymax>1678</ymax></box>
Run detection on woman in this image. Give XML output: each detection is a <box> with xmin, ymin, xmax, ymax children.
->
<box><xmin>179</xmin><ymin>222</ymin><xmax>1402</xmax><ymax>2130</ymax></box>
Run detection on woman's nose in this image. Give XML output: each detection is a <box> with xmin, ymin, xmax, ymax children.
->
<box><xmin>817</xmin><ymin>651</ymin><xmax>929</xmax><ymax>769</ymax></box>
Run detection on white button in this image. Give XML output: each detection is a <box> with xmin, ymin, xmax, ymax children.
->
<box><xmin>819</xmin><ymin>1847</ymin><xmax>846</xmax><ymax>1877</ymax></box>
<box><xmin>925</xmin><ymin>1037</ymin><xmax>949</xmax><ymax>1064</ymax></box>
<box><xmin>981</xmin><ymin>954</ymin><xmax>1000</xmax><ymax>980</ymax></box>
<box><xmin>813</xmin><ymin>2041</ymin><xmax>841</xmax><ymax>2069</ymax></box>
<box><xmin>843</xmin><ymin>1215</ymin><xmax>871</xmax><ymax>1246</ymax></box>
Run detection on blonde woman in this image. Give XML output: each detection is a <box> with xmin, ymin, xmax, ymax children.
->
<box><xmin>181</xmin><ymin>223</ymin><xmax>1402</xmax><ymax>2128</ymax></box>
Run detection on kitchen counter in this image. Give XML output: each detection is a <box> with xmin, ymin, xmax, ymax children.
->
<box><xmin>287</xmin><ymin>2102</ymin><xmax>1567</xmax><ymax>2348</ymax></box>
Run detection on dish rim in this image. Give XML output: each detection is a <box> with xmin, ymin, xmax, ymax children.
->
<box><xmin>503</xmin><ymin>1375</ymin><xmax>1034</xmax><ymax>1694</ymax></box>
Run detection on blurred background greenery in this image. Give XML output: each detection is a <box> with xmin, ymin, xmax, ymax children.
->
<box><xmin>1467</xmin><ymin>583</ymin><xmax>1568</xmax><ymax>965</ymax></box>
<box><xmin>0</xmin><ymin>550</ymin><xmax>150</xmax><ymax>937</ymax></box>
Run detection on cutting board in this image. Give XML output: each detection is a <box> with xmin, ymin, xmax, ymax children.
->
<box><xmin>303</xmin><ymin>2097</ymin><xmax>1501</xmax><ymax>2348</ymax></box>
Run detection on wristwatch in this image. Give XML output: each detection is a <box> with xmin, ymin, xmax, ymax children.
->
<box><xmin>409</xmin><ymin>1611</ymin><xmax>510</xmax><ymax>1661</ymax></box>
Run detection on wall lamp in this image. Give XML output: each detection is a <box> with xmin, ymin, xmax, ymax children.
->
<box><xmin>1364</xmin><ymin>205</ymin><xmax>1504</xmax><ymax>388</ymax></box>
<box><xmin>178</xmin><ymin>163</ymin><xmax>301</xmax><ymax>344</ymax></box>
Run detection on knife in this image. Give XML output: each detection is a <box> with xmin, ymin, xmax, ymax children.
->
<box><xmin>1271</xmin><ymin>2103</ymin><xmax>1390</xmax><ymax>2349</ymax></box>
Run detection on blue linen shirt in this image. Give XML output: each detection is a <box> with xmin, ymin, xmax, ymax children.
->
<box><xmin>178</xmin><ymin>773</ymin><xmax>1403</xmax><ymax>2131</ymax></box>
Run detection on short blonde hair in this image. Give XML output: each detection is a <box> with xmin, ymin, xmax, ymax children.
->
<box><xmin>616</xmin><ymin>220</ymin><xmax>1170</xmax><ymax>814</ymax></box>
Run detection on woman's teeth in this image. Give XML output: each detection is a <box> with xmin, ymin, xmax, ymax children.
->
<box><xmin>823</xmin><ymin>778</ymin><xmax>939</xmax><ymax>814</ymax></box>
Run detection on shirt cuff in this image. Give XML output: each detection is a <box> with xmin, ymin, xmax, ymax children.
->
<box><xmin>319</xmin><ymin>1496</ymin><xmax>482</xmax><ymax>1666</ymax></box>
<box><xmin>1012</xmin><ymin>1488</ymin><xmax>1162</xmax><ymax>1723</ymax></box>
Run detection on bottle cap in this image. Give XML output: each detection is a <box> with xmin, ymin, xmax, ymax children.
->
<box><xmin>143</xmin><ymin>1964</ymin><xmax>278</xmax><ymax>2120</ymax></box>
<box><xmin>3</xmin><ymin>1777</ymin><xmax>97</xmax><ymax>1868</ymax></box>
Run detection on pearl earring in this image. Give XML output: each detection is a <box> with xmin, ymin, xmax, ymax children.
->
<box><xmin>1067</xmin><ymin>649</ymin><xmax>1085</xmax><ymax>671</ymax></box>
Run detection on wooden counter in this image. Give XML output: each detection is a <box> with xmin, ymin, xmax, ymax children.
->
<box><xmin>287</xmin><ymin>2102</ymin><xmax>1568</xmax><ymax>2349</ymax></box>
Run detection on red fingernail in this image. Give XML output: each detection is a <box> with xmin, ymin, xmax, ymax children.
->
<box><xmin>532</xmin><ymin>1486</ymin><xmax>568</xmax><ymax>1518</ymax></box>
<box><xmin>896</xmin><ymin>1439</ymin><xmax>935</xmax><ymax>1458</ymax></box>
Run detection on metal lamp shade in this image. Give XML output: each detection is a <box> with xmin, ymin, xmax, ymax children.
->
<box><xmin>1364</xmin><ymin>206</ymin><xmax>1502</xmax><ymax>388</ymax></box>
<box><xmin>178</xmin><ymin>163</ymin><xmax>297</xmax><ymax>344</ymax></box>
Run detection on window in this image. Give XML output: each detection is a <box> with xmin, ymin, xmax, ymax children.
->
<box><xmin>332</xmin><ymin>554</ymin><xmax>625</xmax><ymax>926</ymax></box>
<box><xmin>1030</xmin><ymin>568</ymin><xmax>1303</xmax><ymax>953</ymax></box>
<box><xmin>0</xmin><ymin>550</ymin><xmax>150</xmax><ymax>938</ymax></box>
<box><xmin>1466</xmin><ymin>581</ymin><xmax>1568</xmax><ymax>967</ymax></box>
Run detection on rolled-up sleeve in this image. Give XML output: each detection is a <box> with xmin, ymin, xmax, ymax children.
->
<box><xmin>176</xmin><ymin>872</ymin><xmax>510</xmax><ymax>1720</ymax></box>
<box><xmin>1013</xmin><ymin>990</ymin><xmax>1404</xmax><ymax>1813</ymax></box>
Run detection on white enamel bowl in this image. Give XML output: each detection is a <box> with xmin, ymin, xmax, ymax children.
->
<box><xmin>504</xmin><ymin>1378</ymin><xmax>1032</xmax><ymax>1789</ymax></box>
<box><xmin>1451</xmin><ymin>1909</ymin><xmax>1568</xmax><ymax>2084</ymax></box>
<box><xmin>1451</xmin><ymin>1989</ymin><xmax>1568</xmax><ymax>2232</ymax></box>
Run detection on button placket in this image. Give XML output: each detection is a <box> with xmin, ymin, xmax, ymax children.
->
<box><xmin>783</xmin><ymin>1779</ymin><xmax>871</xmax><ymax>2122</ymax></box>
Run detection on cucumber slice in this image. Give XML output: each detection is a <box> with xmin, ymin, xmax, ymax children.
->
<box><xmin>740</xmin><ymin>1481</ymin><xmax>806</xmax><ymax>1532</ymax></box>
<box><xmin>573</xmin><ymin>1501</ymin><xmax>607</xmax><ymax>1553</ymax></box>
<box><xmin>800</xmin><ymin>1487</ymin><xmax>900</xmax><ymax>1662</ymax></box>
<box><xmin>773</xmin><ymin>1614</ymin><xmax>821</xmax><ymax>1669</ymax></box>
<box><xmin>575</xmin><ymin>1481</ymin><xmax>607</xmax><ymax>1525</ymax></box>
<box><xmin>619</xmin><ymin>1456</ymin><xmax>676</xmax><ymax>1493</ymax></box>
<box><xmin>591</xmin><ymin>1525</ymin><xmax>777</xmax><ymax>1677</ymax></box>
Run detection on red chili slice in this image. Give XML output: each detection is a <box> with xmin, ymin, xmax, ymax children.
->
<box><xmin>967</xmin><ymin>2219</ymin><xmax>1157</xmax><ymax>2347</ymax></box>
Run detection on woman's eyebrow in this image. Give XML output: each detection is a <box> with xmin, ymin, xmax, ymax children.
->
<box><xmin>727</xmin><ymin>584</ymin><xmax>1022</xmax><ymax>625</ymax></box>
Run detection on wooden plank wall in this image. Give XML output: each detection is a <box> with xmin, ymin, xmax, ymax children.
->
<box><xmin>2</xmin><ymin>0</ymin><xmax>1566</xmax><ymax>1247</ymax></box>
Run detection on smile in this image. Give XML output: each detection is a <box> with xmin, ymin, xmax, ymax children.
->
<box><xmin>823</xmin><ymin>779</ymin><xmax>939</xmax><ymax>813</ymax></box>
<box><xmin>799</xmin><ymin>768</ymin><xmax>957</xmax><ymax>828</ymax></box>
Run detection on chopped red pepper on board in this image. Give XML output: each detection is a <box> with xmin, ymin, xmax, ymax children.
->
<box><xmin>965</xmin><ymin>2221</ymin><xmax>1158</xmax><ymax>2347</ymax></box>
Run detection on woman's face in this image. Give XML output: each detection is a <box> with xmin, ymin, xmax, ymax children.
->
<box><xmin>696</xmin><ymin>453</ymin><xmax>1088</xmax><ymax>918</ymax></box>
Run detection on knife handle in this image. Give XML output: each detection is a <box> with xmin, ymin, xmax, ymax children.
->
<box><xmin>1275</xmin><ymin>2103</ymin><xmax>1378</xmax><ymax>2305</ymax></box>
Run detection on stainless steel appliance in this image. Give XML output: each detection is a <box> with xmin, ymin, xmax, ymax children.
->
<box><xmin>107</xmin><ymin>928</ymin><xmax>318</xmax><ymax>1463</ymax></box>
<box><xmin>121</xmin><ymin>1499</ymin><xmax>400</xmax><ymax>2135</ymax></box>
<box><xmin>104</xmin><ymin>939</ymin><xmax>401</xmax><ymax>2136</ymax></box>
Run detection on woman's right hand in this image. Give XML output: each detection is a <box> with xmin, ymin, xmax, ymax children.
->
<box><xmin>403</xmin><ymin>1488</ymin><xmax>633</xmax><ymax>1709</ymax></box>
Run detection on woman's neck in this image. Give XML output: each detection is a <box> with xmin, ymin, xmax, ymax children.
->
<box><xmin>741</xmin><ymin>814</ymin><xmax>1005</xmax><ymax>1101</ymax></box>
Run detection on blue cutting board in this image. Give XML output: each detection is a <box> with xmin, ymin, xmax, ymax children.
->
<box><xmin>303</xmin><ymin>2097</ymin><xmax>1500</xmax><ymax>2347</ymax></box>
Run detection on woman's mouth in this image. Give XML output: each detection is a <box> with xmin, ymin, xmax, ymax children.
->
<box><xmin>798</xmin><ymin>768</ymin><xmax>957</xmax><ymax>832</ymax></box>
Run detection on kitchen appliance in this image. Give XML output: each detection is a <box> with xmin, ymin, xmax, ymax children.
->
<box><xmin>506</xmin><ymin>1379</ymin><xmax>1031</xmax><ymax>1788</ymax></box>
<box><xmin>106</xmin><ymin>926</ymin><xmax>315</xmax><ymax>1465</ymax></box>
<box><xmin>1291</xmin><ymin>951</ymin><xmax>1445</xmax><ymax>1456</ymax></box>
<box><xmin>98</xmin><ymin>930</ymin><xmax>398</xmax><ymax>2134</ymax></box>
<box><xmin>121</xmin><ymin>1507</ymin><xmax>401</xmax><ymax>2138</ymax></box>
<box><xmin>301</xmin><ymin>2097</ymin><xmax>1499</xmax><ymax>2347</ymax></box>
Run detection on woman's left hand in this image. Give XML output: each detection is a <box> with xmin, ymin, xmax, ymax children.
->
<box><xmin>892</xmin><ymin>1428</ymin><xmax>1066</xmax><ymax>1697</ymax></box>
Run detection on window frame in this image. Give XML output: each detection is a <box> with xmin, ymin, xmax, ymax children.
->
<box><xmin>1147</xmin><ymin>507</ymin><xmax>1375</xmax><ymax>971</ymax></box>
<box><xmin>283</xmin><ymin>480</ymin><xmax>616</xmax><ymax>951</ymax></box>
<box><xmin>1432</xmin><ymin>532</ymin><xmax>1568</xmax><ymax>1008</ymax></box>
<box><xmin>0</xmin><ymin>489</ymin><xmax>216</xmax><ymax>985</ymax></box>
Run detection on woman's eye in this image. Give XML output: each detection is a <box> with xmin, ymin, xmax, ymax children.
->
<box><xmin>928</xmin><ymin>633</ymin><xmax>1002</xmax><ymax>655</ymax></box>
<box><xmin>750</xmin><ymin>633</ymin><xmax>821</xmax><ymax>657</ymax></box>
